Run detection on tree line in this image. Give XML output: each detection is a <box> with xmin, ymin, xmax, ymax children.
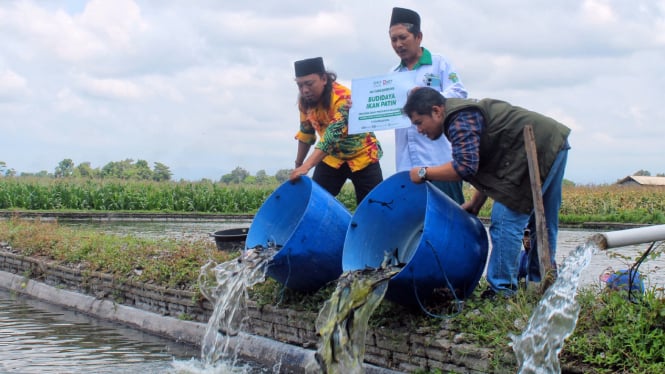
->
<box><xmin>1</xmin><ymin>159</ymin><xmax>173</xmax><ymax>182</ymax></box>
<box><xmin>219</xmin><ymin>166</ymin><xmax>291</xmax><ymax>185</ymax></box>
<box><xmin>3</xmin><ymin>159</ymin><xmax>662</xmax><ymax>186</ymax></box>
<box><xmin>630</xmin><ymin>169</ymin><xmax>665</xmax><ymax>177</ymax></box>
<box><xmin>0</xmin><ymin>160</ymin><xmax>292</xmax><ymax>185</ymax></box>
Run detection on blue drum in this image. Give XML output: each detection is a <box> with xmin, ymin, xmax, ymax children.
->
<box><xmin>342</xmin><ymin>172</ymin><xmax>489</xmax><ymax>305</ymax></box>
<box><xmin>245</xmin><ymin>176</ymin><xmax>351</xmax><ymax>292</ymax></box>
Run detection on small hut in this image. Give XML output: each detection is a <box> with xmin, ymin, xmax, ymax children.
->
<box><xmin>616</xmin><ymin>176</ymin><xmax>665</xmax><ymax>186</ymax></box>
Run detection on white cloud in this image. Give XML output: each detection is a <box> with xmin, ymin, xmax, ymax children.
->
<box><xmin>1</xmin><ymin>1</ymin><xmax>664</xmax><ymax>185</ymax></box>
<box><xmin>0</xmin><ymin>69</ymin><xmax>29</xmax><ymax>99</ymax></box>
<box><xmin>78</xmin><ymin>0</ymin><xmax>146</xmax><ymax>47</ymax></box>
<box><xmin>54</xmin><ymin>87</ymin><xmax>85</xmax><ymax>113</ymax></box>
<box><xmin>6</xmin><ymin>2</ymin><xmax>103</xmax><ymax>62</ymax></box>
<box><xmin>75</xmin><ymin>74</ymin><xmax>143</xmax><ymax>100</ymax></box>
<box><xmin>78</xmin><ymin>76</ymin><xmax>143</xmax><ymax>100</ymax></box>
<box><xmin>582</xmin><ymin>0</ymin><xmax>617</xmax><ymax>24</ymax></box>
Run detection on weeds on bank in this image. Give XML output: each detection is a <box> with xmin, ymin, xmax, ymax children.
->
<box><xmin>442</xmin><ymin>281</ymin><xmax>665</xmax><ymax>374</ymax></box>
<box><xmin>248</xmin><ymin>278</ymin><xmax>336</xmax><ymax>312</ymax></box>
<box><xmin>450</xmin><ymin>281</ymin><xmax>540</xmax><ymax>346</ymax></box>
<box><xmin>563</xmin><ymin>287</ymin><xmax>665</xmax><ymax>374</ymax></box>
<box><xmin>0</xmin><ymin>218</ymin><xmax>236</xmax><ymax>290</ymax></box>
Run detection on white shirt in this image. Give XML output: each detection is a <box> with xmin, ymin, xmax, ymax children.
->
<box><xmin>393</xmin><ymin>49</ymin><xmax>468</xmax><ymax>171</ymax></box>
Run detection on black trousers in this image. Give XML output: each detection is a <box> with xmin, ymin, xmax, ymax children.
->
<box><xmin>312</xmin><ymin>161</ymin><xmax>383</xmax><ymax>205</ymax></box>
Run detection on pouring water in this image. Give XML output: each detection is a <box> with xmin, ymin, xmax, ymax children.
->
<box><xmin>512</xmin><ymin>224</ymin><xmax>665</xmax><ymax>373</ymax></box>
<box><xmin>198</xmin><ymin>246</ymin><xmax>277</xmax><ymax>365</ymax></box>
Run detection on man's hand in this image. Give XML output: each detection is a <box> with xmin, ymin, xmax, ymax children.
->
<box><xmin>409</xmin><ymin>167</ymin><xmax>425</xmax><ymax>184</ymax></box>
<box><xmin>462</xmin><ymin>191</ymin><xmax>488</xmax><ymax>216</ymax></box>
<box><xmin>343</xmin><ymin>98</ymin><xmax>353</xmax><ymax>111</ymax></box>
<box><xmin>289</xmin><ymin>166</ymin><xmax>309</xmax><ymax>182</ymax></box>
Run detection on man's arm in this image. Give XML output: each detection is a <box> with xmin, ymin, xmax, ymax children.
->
<box><xmin>290</xmin><ymin>148</ymin><xmax>326</xmax><ymax>181</ymax></box>
<box><xmin>409</xmin><ymin>161</ymin><xmax>461</xmax><ymax>183</ymax></box>
<box><xmin>461</xmin><ymin>190</ymin><xmax>488</xmax><ymax>216</ymax></box>
<box><xmin>409</xmin><ymin>110</ymin><xmax>484</xmax><ymax>183</ymax></box>
<box><xmin>294</xmin><ymin>141</ymin><xmax>311</xmax><ymax>168</ymax></box>
<box><xmin>436</xmin><ymin>55</ymin><xmax>467</xmax><ymax>99</ymax></box>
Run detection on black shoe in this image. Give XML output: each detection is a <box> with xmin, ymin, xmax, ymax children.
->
<box><xmin>480</xmin><ymin>288</ymin><xmax>497</xmax><ymax>300</ymax></box>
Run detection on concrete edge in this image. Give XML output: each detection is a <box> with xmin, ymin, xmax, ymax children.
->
<box><xmin>0</xmin><ymin>270</ymin><xmax>402</xmax><ymax>373</ymax></box>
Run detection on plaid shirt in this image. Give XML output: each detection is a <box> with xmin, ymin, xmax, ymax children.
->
<box><xmin>447</xmin><ymin>109</ymin><xmax>484</xmax><ymax>179</ymax></box>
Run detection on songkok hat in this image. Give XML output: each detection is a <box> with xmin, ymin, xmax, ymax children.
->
<box><xmin>390</xmin><ymin>7</ymin><xmax>421</xmax><ymax>30</ymax></box>
<box><xmin>294</xmin><ymin>57</ymin><xmax>325</xmax><ymax>77</ymax></box>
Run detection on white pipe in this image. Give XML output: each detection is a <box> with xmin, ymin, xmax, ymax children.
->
<box><xmin>590</xmin><ymin>224</ymin><xmax>665</xmax><ymax>250</ymax></box>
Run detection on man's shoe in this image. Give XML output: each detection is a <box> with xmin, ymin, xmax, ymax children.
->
<box><xmin>480</xmin><ymin>288</ymin><xmax>497</xmax><ymax>300</ymax></box>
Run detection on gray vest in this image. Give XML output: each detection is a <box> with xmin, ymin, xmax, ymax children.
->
<box><xmin>443</xmin><ymin>98</ymin><xmax>571</xmax><ymax>213</ymax></box>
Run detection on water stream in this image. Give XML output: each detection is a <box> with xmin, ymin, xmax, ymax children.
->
<box><xmin>510</xmin><ymin>240</ymin><xmax>598</xmax><ymax>373</ymax></box>
<box><xmin>315</xmin><ymin>261</ymin><xmax>399</xmax><ymax>373</ymax></box>
<box><xmin>197</xmin><ymin>246</ymin><xmax>277</xmax><ymax>367</ymax></box>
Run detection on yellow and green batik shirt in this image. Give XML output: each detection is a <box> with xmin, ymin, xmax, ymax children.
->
<box><xmin>295</xmin><ymin>81</ymin><xmax>382</xmax><ymax>172</ymax></box>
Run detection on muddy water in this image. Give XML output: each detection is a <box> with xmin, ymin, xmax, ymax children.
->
<box><xmin>0</xmin><ymin>287</ymin><xmax>271</xmax><ymax>373</ymax></box>
<box><xmin>0</xmin><ymin>288</ymin><xmax>200</xmax><ymax>373</ymax></box>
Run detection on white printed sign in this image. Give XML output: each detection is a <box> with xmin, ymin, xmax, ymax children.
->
<box><xmin>348</xmin><ymin>71</ymin><xmax>417</xmax><ymax>134</ymax></box>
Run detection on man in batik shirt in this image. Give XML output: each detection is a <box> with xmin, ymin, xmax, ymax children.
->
<box><xmin>289</xmin><ymin>57</ymin><xmax>383</xmax><ymax>204</ymax></box>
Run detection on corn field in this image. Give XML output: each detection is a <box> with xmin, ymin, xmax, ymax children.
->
<box><xmin>0</xmin><ymin>178</ymin><xmax>273</xmax><ymax>214</ymax></box>
<box><xmin>467</xmin><ymin>184</ymin><xmax>665</xmax><ymax>224</ymax></box>
<box><xmin>560</xmin><ymin>185</ymin><xmax>665</xmax><ymax>223</ymax></box>
<box><xmin>1</xmin><ymin>178</ymin><xmax>664</xmax><ymax>224</ymax></box>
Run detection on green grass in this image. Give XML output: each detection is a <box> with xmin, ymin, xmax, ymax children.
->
<box><xmin>0</xmin><ymin>218</ymin><xmax>238</xmax><ymax>290</ymax></box>
<box><xmin>563</xmin><ymin>288</ymin><xmax>665</xmax><ymax>373</ymax></box>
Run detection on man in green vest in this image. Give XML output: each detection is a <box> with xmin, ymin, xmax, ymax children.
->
<box><xmin>402</xmin><ymin>87</ymin><xmax>571</xmax><ymax>298</ymax></box>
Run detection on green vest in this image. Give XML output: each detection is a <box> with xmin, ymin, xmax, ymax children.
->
<box><xmin>443</xmin><ymin>98</ymin><xmax>571</xmax><ymax>214</ymax></box>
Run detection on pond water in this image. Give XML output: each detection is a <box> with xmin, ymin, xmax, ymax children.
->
<box><xmin>0</xmin><ymin>287</ymin><xmax>195</xmax><ymax>373</ymax></box>
<box><xmin>0</xmin><ymin>287</ymin><xmax>271</xmax><ymax>373</ymax></box>
<box><xmin>553</xmin><ymin>227</ymin><xmax>664</xmax><ymax>290</ymax></box>
<box><xmin>58</xmin><ymin>218</ymin><xmax>253</xmax><ymax>242</ymax></box>
<box><xmin>0</xmin><ymin>218</ymin><xmax>268</xmax><ymax>373</ymax></box>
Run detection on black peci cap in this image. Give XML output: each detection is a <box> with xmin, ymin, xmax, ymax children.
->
<box><xmin>294</xmin><ymin>57</ymin><xmax>325</xmax><ymax>77</ymax></box>
<box><xmin>390</xmin><ymin>7</ymin><xmax>421</xmax><ymax>30</ymax></box>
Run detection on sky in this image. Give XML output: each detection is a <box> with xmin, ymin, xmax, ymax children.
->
<box><xmin>1</xmin><ymin>0</ymin><xmax>664</xmax><ymax>185</ymax></box>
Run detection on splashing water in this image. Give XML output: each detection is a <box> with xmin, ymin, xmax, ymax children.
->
<box><xmin>170</xmin><ymin>357</ymin><xmax>260</xmax><ymax>373</ymax></box>
<box><xmin>511</xmin><ymin>240</ymin><xmax>599</xmax><ymax>374</ymax></box>
<box><xmin>198</xmin><ymin>246</ymin><xmax>277</xmax><ymax>365</ymax></box>
<box><xmin>315</xmin><ymin>266</ymin><xmax>399</xmax><ymax>374</ymax></box>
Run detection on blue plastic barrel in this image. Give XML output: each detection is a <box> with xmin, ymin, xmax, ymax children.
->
<box><xmin>342</xmin><ymin>171</ymin><xmax>489</xmax><ymax>306</ymax></box>
<box><xmin>245</xmin><ymin>176</ymin><xmax>351</xmax><ymax>292</ymax></box>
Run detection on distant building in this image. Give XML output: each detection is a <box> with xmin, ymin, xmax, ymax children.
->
<box><xmin>617</xmin><ymin>176</ymin><xmax>665</xmax><ymax>186</ymax></box>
